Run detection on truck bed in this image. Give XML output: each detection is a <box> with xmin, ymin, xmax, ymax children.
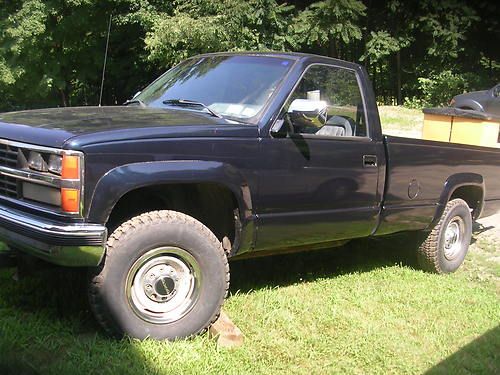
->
<box><xmin>376</xmin><ymin>135</ymin><xmax>500</xmax><ymax>235</ymax></box>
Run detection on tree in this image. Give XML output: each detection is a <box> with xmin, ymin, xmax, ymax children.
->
<box><xmin>292</xmin><ymin>0</ymin><xmax>365</xmax><ymax>59</ymax></box>
<box><xmin>145</xmin><ymin>0</ymin><xmax>296</xmax><ymax>67</ymax></box>
<box><xmin>360</xmin><ymin>30</ymin><xmax>409</xmax><ymax>104</ymax></box>
<box><xmin>0</xmin><ymin>0</ymin><xmax>497</xmax><ymax>111</ymax></box>
<box><xmin>0</xmin><ymin>0</ymin><xmax>169</xmax><ymax>110</ymax></box>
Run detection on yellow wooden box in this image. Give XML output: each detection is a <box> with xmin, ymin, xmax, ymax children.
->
<box><xmin>422</xmin><ymin>108</ymin><xmax>500</xmax><ymax>148</ymax></box>
<box><xmin>422</xmin><ymin>114</ymin><xmax>453</xmax><ymax>142</ymax></box>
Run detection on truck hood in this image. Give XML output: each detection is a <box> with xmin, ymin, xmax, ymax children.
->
<box><xmin>0</xmin><ymin>106</ymin><xmax>257</xmax><ymax>149</ymax></box>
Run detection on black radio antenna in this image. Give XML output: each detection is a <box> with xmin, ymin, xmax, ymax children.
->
<box><xmin>99</xmin><ymin>13</ymin><xmax>112</xmax><ymax>107</ymax></box>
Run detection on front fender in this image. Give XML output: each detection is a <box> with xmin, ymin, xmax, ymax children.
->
<box><xmin>87</xmin><ymin>160</ymin><xmax>253</xmax><ymax>224</ymax></box>
<box><xmin>455</xmin><ymin>99</ymin><xmax>484</xmax><ymax>112</ymax></box>
<box><xmin>428</xmin><ymin>173</ymin><xmax>484</xmax><ymax>229</ymax></box>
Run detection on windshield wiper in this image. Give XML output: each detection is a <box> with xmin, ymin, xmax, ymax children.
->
<box><xmin>123</xmin><ymin>99</ymin><xmax>147</xmax><ymax>107</ymax></box>
<box><xmin>162</xmin><ymin>99</ymin><xmax>222</xmax><ymax>118</ymax></box>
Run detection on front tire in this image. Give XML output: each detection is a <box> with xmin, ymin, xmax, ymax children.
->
<box><xmin>88</xmin><ymin>210</ymin><xmax>229</xmax><ymax>340</ymax></box>
<box><xmin>417</xmin><ymin>199</ymin><xmax>472</xmax><ymax>274</ymax></box>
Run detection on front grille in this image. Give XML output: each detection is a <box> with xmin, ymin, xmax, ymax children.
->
<box><xmin>0</xmin><ymin>143</ymin><xmax>19</xmax><ymax>168</ymax></box>
<box><xmin>0</xmin><ymin>175</ymin><xmax>18</xmax><ymax>198</ymax></box>
<box><xmin>0</xmin><ymin>143</ymin><xmax>20</xmax><ymax>198</ymax></box>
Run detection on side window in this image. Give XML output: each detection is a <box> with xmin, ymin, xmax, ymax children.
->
<box><xmin>282</xmin><ymin>65</ymin><xmax>367</xmax><ymax>138</ymax></box>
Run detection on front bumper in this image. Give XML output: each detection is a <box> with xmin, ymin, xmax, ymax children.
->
<box><xmin>0</xmin><ymin>205</ymin><xmax>107</xmax><ymax>266</ymax></box>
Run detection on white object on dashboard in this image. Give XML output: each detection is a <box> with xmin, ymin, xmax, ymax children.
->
<box><xmin>226</xmin><ymin>104</ymin><xmax>244</xmax><ymax>114</ymax></box>
<box><xmin>288</xmin><ymin>99</ymin><xmax>327</xmax><ymax>113</ymax></box>
<box><xmin>307</xmin><ymin>90</ymin><xmax>321</xmax><ymax>101</ymax></box>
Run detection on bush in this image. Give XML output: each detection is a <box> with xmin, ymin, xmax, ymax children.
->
<box><xmin>403</xmin><ymin>96</ymin><xmax>425</xmax><ymax>109</ymax></box>
<box><xmin>417</xmin><ymin>70</ymin><xmax>469</xmax><ymax>107</ymax></box>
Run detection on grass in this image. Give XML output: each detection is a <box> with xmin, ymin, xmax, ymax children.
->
<box><xmin>0</xmin><ymin>106</ymin><xmax>498</xmax><ymax>374</ymax></box>
<box><xmin>0</xmin><ymin>234</ymin><xmax>498</xmax><ymax>375</ymax></box>
<box><xmin>379</xmin><ymin>105</ymin><xmax>424</xmax><ymax>138</ymax></box>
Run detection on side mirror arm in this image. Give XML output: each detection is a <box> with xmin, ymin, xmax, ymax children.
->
<box><xmin>270</xmin><ymin>119</ymin><xmax>288</xmax><ymax>138</ymax></box>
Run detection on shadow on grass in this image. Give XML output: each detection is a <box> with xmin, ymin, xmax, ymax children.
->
<box><xmin>0</xmin><ymin>262</ymin><xmax>158</xmax><ymax>374</ymax></box>
<box><xmin>0</xmin><ymin>233</ymin><xmax>420</xmax><ymax>330</ymax></box>
<box><xmin>0</xmin><ymin>263</ymin><xmax>97</xmax><ymax>332</ymax></box>
<box><xmin>425</xmin><ymin>325</ymin><xmax>500</xmax><ymax>375</ymax></box>
<box><xmin>227</xmin><ymin>220</ymin><xmax>494</xmax><ymax>295</ymax></box>
<box><xmin>0</xmin><ymin>353</ymin><xmax>39</xmax><ymax>375</ymax></box>
<box><xmin>229</xmin><ymin>233</ymin><xmax>420</xmax><ymax>293</ymax></box>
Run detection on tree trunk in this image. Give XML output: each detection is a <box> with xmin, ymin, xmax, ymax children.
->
<box><xmin>396</xmin><ymin>50</ymin><xmax>402</xmax><ymax>105</ymax></box>
<box><xmin>328</xmin><ymin>38</ymin><xmax>338</xmax><ymax>58</ymax></box>
<box><xmin>59</xmin><ymin>89</ymin><xmax>68</xmax><ymax>107</ymax></box>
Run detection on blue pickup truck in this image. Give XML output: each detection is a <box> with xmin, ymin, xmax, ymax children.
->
<box><xmin>0</xmin><ymin>52</ymin><xmax>499</xmax><ymax>340</ymax></box>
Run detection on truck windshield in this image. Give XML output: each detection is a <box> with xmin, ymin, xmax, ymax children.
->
<box><xmin>135</xmin><ymin>55</ymin><xmax>294</xmax><ymax>121</ymax></box>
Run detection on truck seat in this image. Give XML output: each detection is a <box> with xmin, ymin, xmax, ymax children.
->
<box><xmin>316</xmin><ymin>115</ymin><xmax>354</xmax><ymax>136</ymax></box>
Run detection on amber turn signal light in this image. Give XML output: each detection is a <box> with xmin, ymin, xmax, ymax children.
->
<box><xmin>61</xmin><ymin>155</ymin><xmax>80</xmax><ymax>180</ymax></box>
<box><xmin>61</xmin><ymin>188</ymin><xmax>80</xmax><ymax>213</ymax></box>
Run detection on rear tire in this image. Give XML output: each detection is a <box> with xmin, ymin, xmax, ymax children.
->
<box><xmin>417</xmin><ymin>199</ymin><xmax>472</xmax><ymax>274</ymax></box>
<box><xmin>88</xmin><ymin>210</ymin><xmax>229</xmax><ymax>340</ymax></box>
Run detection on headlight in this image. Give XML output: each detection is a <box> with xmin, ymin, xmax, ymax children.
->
<box><xmin>28</xmin><ymin>152</ymin><xmax>63</xmax><ymax>175</ymax></box>
<box><xmin>48</xmin><ymin>154</ymin><xmax>62</xmax><ymax>175</ymax></box>
<box><xmin>19</xmin><ymin>146</ymin><xmax>83</xmax><ymax>215</ymax></box>
<box><xmin>28</xmin><ymin>151</ymin><xmax>48</xmax><ymax>172</ymax></box>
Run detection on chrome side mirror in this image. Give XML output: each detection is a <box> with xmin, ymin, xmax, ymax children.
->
<box><xmin>287</xmin><ymin>99</ymin><xmax>328</xmax><ymax>128</ymax></box>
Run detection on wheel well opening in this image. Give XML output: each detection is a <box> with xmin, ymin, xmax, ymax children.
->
<box><xmin>107</xmin><ymin>183</ymin><xmax>239</xmax><ymax>247</ymax></box>
<box><xmin>450</xmin><ymin>186</ymin><xmax>483</xmax><ymax>220</ymax></box>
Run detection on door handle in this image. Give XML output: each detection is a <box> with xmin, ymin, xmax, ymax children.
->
<box><xmin>363</xmin><ymin>155</ymin><xmax>378</xmax><ymax>167</ymax></box>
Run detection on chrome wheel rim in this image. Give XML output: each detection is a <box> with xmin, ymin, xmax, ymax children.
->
<box><xmin>126</xmin><ymin>247</ymin><xmax>201</xmax><ymax>324</ymax></box>
<box><xmin>443</xmin><ymin>216</ymin><xmax>465</xmax><ymax>260</ymax></box>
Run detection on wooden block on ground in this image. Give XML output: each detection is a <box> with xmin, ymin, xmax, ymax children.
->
<box><xmin>209</xmin><ymin>310</ymin><xmax>244</xmax><ymax>348</ymax></box>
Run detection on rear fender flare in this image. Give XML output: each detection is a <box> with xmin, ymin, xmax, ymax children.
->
<box><xmin>428</xmin><ymin>173</ymin><xmax>484</xmax><ymax>229</ymax></box>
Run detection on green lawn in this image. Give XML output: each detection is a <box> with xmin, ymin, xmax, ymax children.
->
<box><xmin>378</xmin><ymin>105</ymin><xmax>424</xmax><ymax>139</ymax></box>
<box><xmin>0</xmin><ymin>106</ymin><xmax>498</xmax><ymax>374</ymax></box>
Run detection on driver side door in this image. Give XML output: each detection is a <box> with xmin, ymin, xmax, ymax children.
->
<box><xmin>255</xmin><ymin>63</ymin><xmax>383</xmax><ymax>251</ymax></box>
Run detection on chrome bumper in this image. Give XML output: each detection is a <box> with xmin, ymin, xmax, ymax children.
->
<box><xmin>0</xmin><ymin>205</ymin><xmax>107</xmax><ymax>267</ymax></box>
